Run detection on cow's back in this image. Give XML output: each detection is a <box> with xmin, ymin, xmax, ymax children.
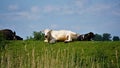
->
<box><xmin>51</xmin><ymin>30</ymin><xmax>77</xmax><ymax>41</ymax></box>
<box><xmin>0</xmin><ymin>29</ymin><xmax>15</xmax><ymax>40</ymax></box>
<box><xmin>50</xmin><ymin>30</ymin><xmax>67</xmax><ymax>41</ymax></box>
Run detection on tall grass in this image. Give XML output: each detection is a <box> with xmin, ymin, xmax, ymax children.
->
<box><xmin>0</xmin><ymin>41</ymin><xmax>120</xmax><ymax>68</ymax></box>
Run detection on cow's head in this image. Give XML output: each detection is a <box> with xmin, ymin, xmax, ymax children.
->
<box><xmin>84</xmin><ymin>32</ymin><xmax>94</xmax><ymax>41</ymax></box>
<box><xmin>15</xmin><ymin>35</ymin><xmax>23</xmax><ymax>40</ymax></box>
<box><xmin>77</xmin><ymin>34</ymin><xmax>84</xmax><ymax>41</ymax></box>
<box><xmin>43</xmin><ymin>29</ymin><xmax>52</xmax><ymax>42</ymax></box>
<box><xmin>13</xmin><ymin>31</ymin><xmax>16</xmax><ymax>40</ymax></box>
<box><xmin>88</xmin><ymin>32</ymin><xmax>94</xmax><ymax>38</ymax></box>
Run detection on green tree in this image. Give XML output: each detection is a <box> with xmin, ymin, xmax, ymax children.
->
<box><xmin>26</xmin><ymin>36</ymin><xmax>33</xmax><ymax>40</ymax></box>
<box><xmin>33</xmin><ymin>31</ymin><xmax>44</xmax><ymax>40</ymax></box>
<box><xmin>93</xmin><ymin>34</ymin><xmax>103</xmax><ymax>41</ymax></box>
<box><xmin>102</xmin><ymin>33</ymin><xmax>111</xmax><ymax>41</ymax></box>
<box><xmin>113</xmin><ymin>36</ymin><xmax>120</xmax><ymax>41</ymax></box>
<box><xmin>26</xmin><ymin>31</ymin><xmax>44</xmax><ymax>41</ymax></box>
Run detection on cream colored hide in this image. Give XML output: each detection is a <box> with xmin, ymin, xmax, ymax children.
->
<box><xmin>43</xmin><ymin>29</ymin><xmax>79</xmax><ymax>43</ymax></box>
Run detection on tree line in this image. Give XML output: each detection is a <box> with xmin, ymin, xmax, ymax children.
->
<box><xmin>93</xmin><ymin>33</ymin><xmax>120</xmax><ymax>41</ymax></box>
<box><xmin>26</xmin><ymin>31</ymin><xmax>120</xmax><ymax>41</ymax></box>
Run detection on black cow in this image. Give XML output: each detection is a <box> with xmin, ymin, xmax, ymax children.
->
<box><xmin>0</xmin><ymin>29</ymin><xmax>23</xmax><ymax>40</ymax></box>
<box><xmin>15</xmin><ymin>35</ymin><xmax>23</xmax><ymax>40</ymax></box>
<box><xmin>0</xmin><ymin>29</ymin><xmax>16</xmax><ymax>40</ymax></box>
<box><xmin>77</xmin><ymin>32</ymin><xmax>94</xmax><ymax>41</ymax></box>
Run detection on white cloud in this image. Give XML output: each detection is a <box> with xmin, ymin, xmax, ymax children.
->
<box><xmin>0</xmin><ymin>5</ymin><xmax>41</xmax><ymax>20</ymax></box>
<box><xmin>74</xmin><ymin>0</ymin><xmax>87</xmax><ymax>9</ymax></box>
<box><xmin>49</xmin><ymin>24</ymin><xmax>59</xmax><ymax>29</ymax></box>
<box><xmin>76</xmin><ymin>4</ymin><xmax>112</xmax><ymax>15</ymax></box>
<box><xmin>42</xmin><ymin>5</ymin><xmax>75</xmax><ymax>15</ymax></box>
<box><xmin>1</xmin><ymin>1</ymin><xmax>117</xmax><ymax>21</ymax></box>
<box><xmin>112</xmin><ymin>10</ymin><xmax>120</xmax><ymax>16</ymax></box>
<box><xmin>0</xmin><ymin>11</ymin><xmax>41</xmax><ymax>20</ymax></box>
<box><xmin>43</xmin><ymin>5</ymin><xmax>60</xmax><ymax>13</ymax></box>
<box><xmin>8</xmin><ymin>4</ymin><xmax>18</xmax><ymax>11</ymax></box>
<box><xmin>61</xmin><ymin>6</ymin><xmax>76</xmax><ymax>15</ymax></box>
<box><xmin>62</xmin><ymin>10</ymin><xmax>74</xmax><ymax>15</ymax></box>
<box><xmin>31</xmin><ymin>6</ymin><xmax>40</xmax><ymax>13</ymax></box>
<box><xmin>88</xmin><ymin>4</ymin><xmax>111</xmax><ymax>12</ymax></box>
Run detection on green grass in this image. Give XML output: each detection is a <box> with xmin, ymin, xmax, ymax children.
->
<box><xmin>0</xmin><ymin>41</ymin><xmax>120</xmax><ymax>68</ymax></box>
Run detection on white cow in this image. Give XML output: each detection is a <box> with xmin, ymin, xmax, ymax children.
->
<box><xmin>43</xmin><ymin>29</ymin><xmax>79</xmax><ymax>43</ymax></box>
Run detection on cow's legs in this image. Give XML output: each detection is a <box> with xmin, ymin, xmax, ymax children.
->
<box><xmin>64</xmin><ymin>35</ymin><xmax>72</xmax><ymax>43</ymax></box>
<box><xmin>49</xmin><ymin>39</ymin><xmax>56</xmax><ymax>43</ymax></box>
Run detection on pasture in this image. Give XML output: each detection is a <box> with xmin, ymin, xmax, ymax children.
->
<box><xmin>0</xmin><ymin>41</ymin><xmax>120</xmax><ymax>68</ymax></box>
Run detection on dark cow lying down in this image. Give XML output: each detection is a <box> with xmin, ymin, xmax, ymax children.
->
<box><xmin>77</xmin><ymin>32</ymin><xmax>94</xmax><ymax>41</ymax></box>
<box><xmin>0</xmin><ymin>29</ymin><xmax>23</xmax><ymax>40</ymax></box>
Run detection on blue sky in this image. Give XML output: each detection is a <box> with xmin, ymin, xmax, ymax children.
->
<box><xmin>0</xmin><ymin>0</ymin><xmax>120</xmax><ymax>39</ymax></box>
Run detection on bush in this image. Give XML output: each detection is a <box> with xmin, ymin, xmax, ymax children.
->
<box><xmin>113</xmin><ymin>36</ymin><xmax>120</xmax><ymax>41</ymax></box>
<box><xmin>33</xmin><ymin>31</ymin><xmax>44</xmax><ymax>40</ymax></box>
<box><xmin>26</xmin><ymin>31</ymin><xmax>44</xmax><ymax>41</ymax></box>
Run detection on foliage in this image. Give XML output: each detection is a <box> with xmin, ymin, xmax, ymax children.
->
<box><xmin>102</xmin><ymin>33</ymin><xmax>111</xmax><ymax>41</ymax></box>
<box><xmin>26</xmin><ymin>31</ymin><xmax>44</xmax><ymax>41</ymax></box>
<box><xmin>33</xmin><ymin>31</ymin><xmax>44</xmax><ymax>40</ymax></box>
<box><xmin>0</xmin><ymin>41</ymin><xmax>120</xmax><ymax>68</ymax></box>
<box><xmin>26</xmin><ymin>36</ymin><xmax>33</xmax><ymax>40</ymax></box>
<box><xmin>113</xmin><ymin>36</ymin><xmax>120</xmax><ymax>41</ymax></box>
<box><xmin>93</xmin><ymin>33</ymin><xmax>112</xmax><ymax>41</ymax></box>
<box><xmin>93</xmin><ymin>34</ymin><xmax>103</xmax><ymax>41</ymax></box>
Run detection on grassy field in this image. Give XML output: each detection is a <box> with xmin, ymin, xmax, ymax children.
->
<box><xmin>0</xmin><ymin>41</ymin><xmax>120</xmax><ymax>68</ymax></box>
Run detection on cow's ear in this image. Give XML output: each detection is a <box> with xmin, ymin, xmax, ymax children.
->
<box><xmin>49</xmin><ymin>29</ymin><xmax>52</xmax><ymax>32</ymax></box>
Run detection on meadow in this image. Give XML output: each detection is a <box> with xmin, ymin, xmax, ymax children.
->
<box><xmin>0</xmin><ymin>41</ymin><xmax>120</xmax><ymax>68</ymax></box>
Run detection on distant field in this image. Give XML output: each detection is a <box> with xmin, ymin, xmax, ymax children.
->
<box><xmin>0</xmin><ymin>41</ymin><xmax>120</xmax><ymax>68</ymax></box>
